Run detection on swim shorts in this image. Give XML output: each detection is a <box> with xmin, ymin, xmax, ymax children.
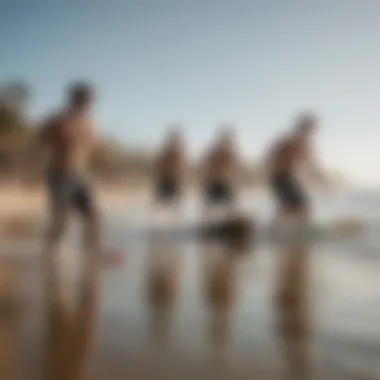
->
<box><xmin>46</xmin><ymin>167</ymin><xmax>95</xmax><ymax>216</ymax></box>
<box><xmin>204</xmin><ymin>180</ymin><xmax>234</xmax><ymax>205</ymax></box>
<box><xmin>270</xmin><ymin>173</ymin><xmax>307</xmax><ymax>209</ymax></box>
<box><xmin>155</xmin><ymin>177</ymin><xmax>181</xmax><ymax>203</ymax></box>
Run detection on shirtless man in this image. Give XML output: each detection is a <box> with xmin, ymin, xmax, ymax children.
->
<box><xmin>267</xmin><ymin>113</ymin><xmax>327</xmax><ymax>224</ymax></box>
<box><xmin>201</xmin><ymin>127</ymin><xmax>240</xmax><ymax>208</ymax></box>
<box><xmin>154</xmin><ymin>128</ymin><xmax>186</xmax><ymax>206</ymax></box>
<box><xmin>33</xmin><ymin>82</ymin><xmax>100</xmax><ymax>280</ymax></box>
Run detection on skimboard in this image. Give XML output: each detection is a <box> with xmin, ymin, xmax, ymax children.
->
<box><xmin>136</xmin><ymin>215</ymin><xmax>366</xmax><ymax>243</ymax></box>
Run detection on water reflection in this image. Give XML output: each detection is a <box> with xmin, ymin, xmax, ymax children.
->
<box><xmin>145</xmin><ymin>240</ymin><xmax>181</xmax><ymax>345</ymax></box>
<box><xmin>2</xmin><ymin>211</ymin><xmax>377</xmax><ymax>379</ymax></box>
<box><xmin>42</xmin><ymin>256</ymin><xmax>100</xmax><ymax>380</ymax></box>
<box><xmin>201</xmin><ymin>242</ymin><xmax>244</xmax><ymax>353</ymax></box>
<box><xmin>0</xmin><ymin>261</ymin><xmax>25</xmax><ymax>380</ymax></box>
<box><xmin>274</xmin><ymin>241</ymin><xmax>312</xmax><ymax>379</ymax></box>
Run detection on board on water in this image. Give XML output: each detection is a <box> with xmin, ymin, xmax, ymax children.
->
<box><xmin>134</xmin><ymin>215</ymin><xmax>367</xmax><ymax>244</ymax></box>
<box><xmin>0</xmin><ymin>216</ymin><xmax>368</xmax><ymax>265</ymax></box>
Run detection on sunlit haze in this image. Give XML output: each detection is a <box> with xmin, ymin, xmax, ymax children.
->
<box><xmin>1</xmin><ymin>1</ymin><xmax>380</xmax><ymax>186</ymax></box>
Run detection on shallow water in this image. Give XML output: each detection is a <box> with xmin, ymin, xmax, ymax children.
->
<box><xmin>2</xmin><ymin>190</ymin><xmax>380</xmax><ymax>379</ymax></box>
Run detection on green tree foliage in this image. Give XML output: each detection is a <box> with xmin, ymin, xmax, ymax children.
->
<box><xmin>0</xmin><ymin>82</ymin><xmax>262</xmax><ymax>186</ymax></box>
<box><xmin>0</xmin><ymin>81</ymin><xmax>30</xmax><ymax>112</ymax></box>
<box><xmin>0</xmin><ymin>80</ymin><xmax>31</xmax><ymax>138</ymax></box>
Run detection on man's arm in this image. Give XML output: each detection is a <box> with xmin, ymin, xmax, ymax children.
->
<box><xmin>303</xmin><ymin>145</ymin><xmax>329</xmax><ymax>187</ymax></box>
<box><xmin>82</xmin><ymin>120</ymin><xmax>99</xmax><ymax>154</ymax></box>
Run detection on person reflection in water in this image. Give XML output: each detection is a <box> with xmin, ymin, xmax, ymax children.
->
<box><xmin>200</xmin><ymin>126</ymin><xmax>241</xmax><ymax>214</ymax></box>
<box><xmin>202</xmin><ymin>242</ymin><xmax>241</xmax><ymax>355</ymax></box>
<box><xmin>0</xmin><ymin>262</ymin><xmax>26</xmax><ymax>380</ymax></box>
<box><xmin>146</xmin><ymin>241</ymin><xmax>180</xmax><ymax>345</ymax></box>
<box><xmin>153</xmin><ymin>127</ymin><xmax>187</xmax><ymax>212</ymax></box>
<box><xmin>42</xmin><ymin>260</ymin><xmax>100</xmax><ymax>380</ymax></box>
<box><xmin>274</xmin><ymin>240</ymin><xmax>312</xmax><ymax>379</ymax></box>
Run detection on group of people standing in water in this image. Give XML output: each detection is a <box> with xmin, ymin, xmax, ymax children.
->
<box><xmin>154</xmin><ymin>126</ymin><xmax>239</xmax><ymax>208</ymax></box>
<box><xmin>31</xmin><ymin>80</ymin><xmax>329</xmax><ymax>271</ymax></box>
<box><xmin>25</xmin><ymin>80</ymin><xmax>330</xmax><ymax>379</ymax></box>
<box><xmin>154</xmin><ymin>112</ymin><xmax>328</xmax><ymax>220</ymax></box>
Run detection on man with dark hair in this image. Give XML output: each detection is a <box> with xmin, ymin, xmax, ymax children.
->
<box><xmin>154</xmin><ymin>127</ymin><xmax>187</xmax><ymax>206</ymax></box>
<box><xmin>68</xmin><ymin>82</ymin><xmax>94</xmax><ymax>108</ymax></box>
<box><xmin>267</xmin><ymin>113</ymin><xmax>328</xmax><ymax>224</ymax></box>
<box><xmin>201</xmin><ymin>127</ymin><xmax>240</xmax><ymax>208</ymax></box>
<box><xmin>33</xmin><ymin>81</ymin><xmax>100</xmax><ymax>283</ymax></box>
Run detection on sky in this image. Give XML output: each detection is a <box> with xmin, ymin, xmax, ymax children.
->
<box><xmin>1</xmin><ymin>0</ymin><xmax>380</xmax><ymax>186</ymax></box>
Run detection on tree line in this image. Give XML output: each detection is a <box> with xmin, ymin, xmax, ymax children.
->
<box><xmin>0</xmin><ymin>81</ymin><xmax>156</xmax><ymax>185</ymax></box>
<box><xmin>2</xmin><ymin>81</ymin><xmax>344</xmax><ymax>189</ymax></box>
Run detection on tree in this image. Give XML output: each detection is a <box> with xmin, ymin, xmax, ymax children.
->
<box><xmin>0</xmin><ymin>80</ymin><xmax>30</xmax><ymax>115</ymax></box>
<box><xmin>0</xmin><ymin>80</ymin><xmax>31</xmax><ymax>136</ymax></box>
<box><xmin>0</xmin><ymin>81</ymin><xmax>32</xmax><ymax>180</ymax></box>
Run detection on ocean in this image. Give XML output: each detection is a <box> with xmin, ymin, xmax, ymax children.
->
<box><xmin>93</xmin><ymin>189</ymin><xmax>380</xmax><ymax>378</ymax></box>
<box><xmin>16</xmin><ymin>189</ymin><xmax>380</xmax><ymax>379</ymax></box>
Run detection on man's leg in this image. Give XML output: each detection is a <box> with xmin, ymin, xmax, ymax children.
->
<box><xmin>84</xmin><ymin>210</ymin><xmax>100</xmax><ymax>264</ymax></box>
<box><xmin>74</xmin><ymin>186</ymin><xmax>101</xmax><ymax>285</ymax></box>
<box><xmin>274</xmin><ymin>176</ymin><xmax>310</xmax><ymax>227</ymax></box>
<box><xmin>290</xmin><ymin>177</ymin><xmax>310</xmax><ymax>224</ymax></box>
<box><xmin>204</xmin><ymin>181</ymin><xmax>229</xmax><ymax>219</ymax></box>
<box><xmin>270</xmin><ymin>176</ymin><xmax>292</xmax><ymax>230</ymax></box>
<box><xmin>273</xmin><ymin>204</ymin><xmax>309</xmax><ymax>233</ymax></box>
<box><xmin>171</xmin><ymin>180</ymin><xmax>184</xmax><ymax>218</ymax></box>
<box><xmin>275</xmin><ymin>241</ymin><xmax>311</xmax><ymax>379</ymax></box>
<box><xmin>223</xmin><ymin>181</ymin><xmax>237</xmax><ymax>215</ymax></box>
<box><xmin>43</xmin><ymin>207</ymin><xmax>70</xmax><ymax>300</ymax></box>
<box><xmin>43</xmin><ymin>169</ymin><xmax>70</xmax><ymax>281</ymax></box>
<box><xmin>152</xmin><ymin>177</ymin><xmax>171</xmax><ymax>220</ymax></box>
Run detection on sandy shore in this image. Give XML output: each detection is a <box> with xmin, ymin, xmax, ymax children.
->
<box><xmin>0</xmin><ymin>187</ymin><xmax>378</xmax><ymax>379</ymax></box>
<box><xmin>0</xmin><ymin>183</ymin><xmax>150</xmax><ymax>219</ymax></box>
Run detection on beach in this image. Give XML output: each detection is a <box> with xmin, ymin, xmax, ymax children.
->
<box><xmin>1</xmin><ymin>188</ymin><xmax>380</xmax><ymax>379</ymax></box>
<box><xmin>0</xmin><ymin>183</ymin><xmax>150</xmax><ymax>218</ymax></box>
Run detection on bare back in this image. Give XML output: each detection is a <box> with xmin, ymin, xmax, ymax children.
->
<box><xmin>205</xmin><ymin>146</ymin><xmax>236</xmax><ymax>181</ymax></box>
<box><xmin>269</xmin><ymin>135</ymin><xmax>308</xmax><ymax>175</ymax></box>
<box><xmin>39</xmin><ymin>111</ymin><xmax>96</xmax><ymax>173</ymax></box>
<box><xmin>156</xmin><ymin>145</ymin><xmax>184</xmax><ymax>179</ymax></box>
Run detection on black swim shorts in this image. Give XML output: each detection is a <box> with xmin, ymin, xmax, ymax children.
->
<box><xmin>205</xmin><ymin>180</ymin><xmax>234</xmax><ymax>205</ymax></box>
<box><xmin>46</xmin><ymin>167</ymin><xmax>95</xmax><ymax>216</ymax></box>
<box><xmin>155</xmin><ymin>177</ymin><xmax>181</xmax><ymax>203</ymax></box>
<box><xmin>270</xmin><ymin>173</ymin><xmax>307</xmax><ymax>209</ymax></box>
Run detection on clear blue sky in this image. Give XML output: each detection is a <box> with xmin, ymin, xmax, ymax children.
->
<box><xmin>1</xmin><ymin>0</ymin><xmax>380</xmax><ymax>185</ymax></box>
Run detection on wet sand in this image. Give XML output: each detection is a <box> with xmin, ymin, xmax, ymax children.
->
<box><xmin>0</xmin><ymin>184</ymin><xmax>149</xmax><ymax>221</ymax></box>
<box><xmin>1</xmin><ymin>207</ymin><xmax>380</xmax><ymax>380</ymax></box>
